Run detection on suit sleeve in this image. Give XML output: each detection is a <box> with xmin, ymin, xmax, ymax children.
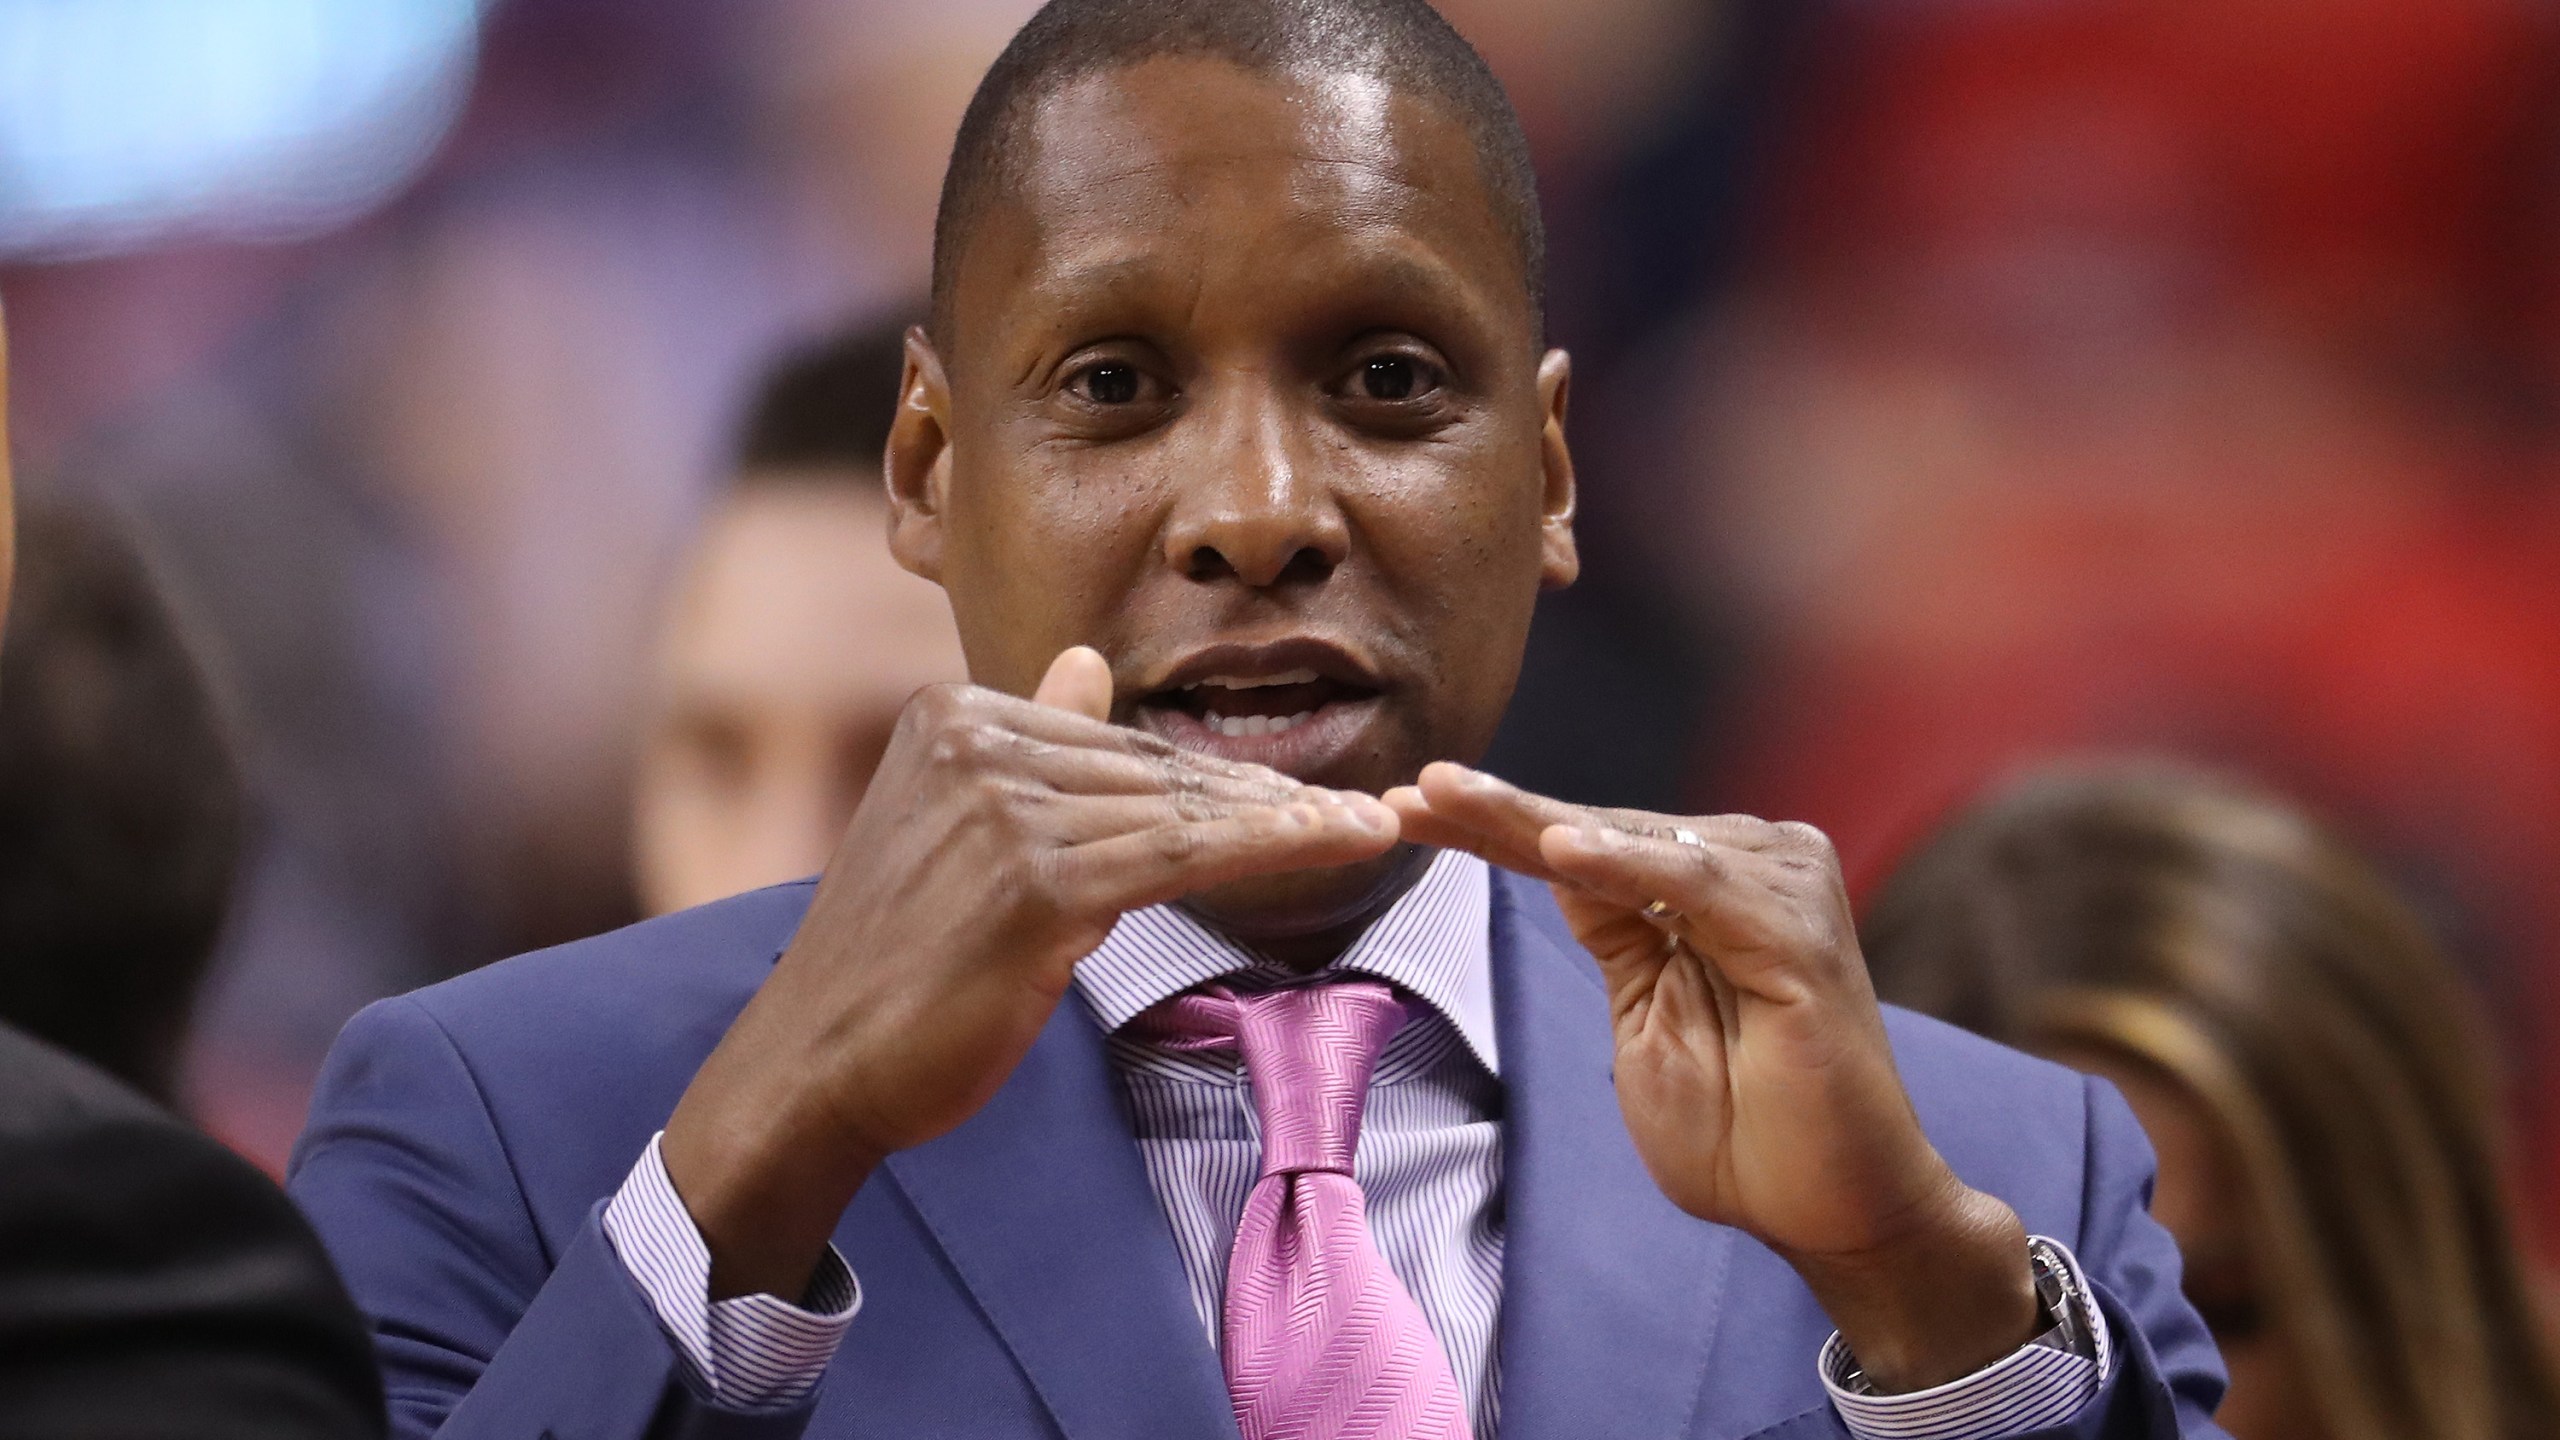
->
<box><xmin>2010</xmin><ymin>1075</ymin><xmax>2230</xmax><ymax>1440</ymax></box>
<box><xmin>287</xmin><ymin>995</ymin><xmax>821</xmax><ymax>1440</ymax></box>
<box><xmin>0</xmin><ymin>1085</ymin><xmax>384</xmax><ymax>1438</ymax></box>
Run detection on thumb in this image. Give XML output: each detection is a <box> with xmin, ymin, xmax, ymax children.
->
<box><xmin>1032</xmin><ymin>645</ymin><xmax>1114</xmax><ymax>722</ymax></box>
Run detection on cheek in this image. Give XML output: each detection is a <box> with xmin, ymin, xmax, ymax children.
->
<box><xmin>1341</xmin><ymin>446</ymin><xmax>1549</xmax><ymax>748</ymax></box>
<box><xmin>941</xmin><ymin>453</ymin><xmax>1166</xmax><ymax>680</ymax></box>
<box><xmin>1353</xmin><ymin>440</ymin><xmax>1548</xmax><ymax>620</ymax></box>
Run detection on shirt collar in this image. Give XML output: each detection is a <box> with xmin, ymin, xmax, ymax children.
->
<box><xmin>1073</xmin><ymin>849</ymin><xmax>1499</xmax><ymax>1076</ymax></box>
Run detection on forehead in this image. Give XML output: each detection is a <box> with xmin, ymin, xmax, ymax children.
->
<box><xmin>954</xmin><ymin>56</ymin><xmax>1528</xmax><ymax>346</ymax></box>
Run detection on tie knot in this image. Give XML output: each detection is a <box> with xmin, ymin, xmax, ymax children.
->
<box><xmin>1131</xmin><ymin>979</ymin><xmax>1408</xmax><ymax>1176</ymax></box>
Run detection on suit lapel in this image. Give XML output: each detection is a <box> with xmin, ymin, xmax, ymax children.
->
<box><xmin>880</xmin><ymin>1000</ymin><xmax>1238</xmax><ymax>1440</ymax></box>
<box><xmin>1491</xmin><ymin>871</ymin><xmax>1738</xmax><ymax>1440</ymax></box>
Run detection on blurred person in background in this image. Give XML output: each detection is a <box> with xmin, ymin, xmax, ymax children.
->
<box><xmin>0</xmin><ymin>320</ymin><xmax>382</xmax><ymax>1436</ymax></box>
<box><xmin>1662</xmin><ymin>0</ymin><xmax>2560</xmax><ymax>1239</ymax></box>
<box><xmin>43</xmin><ymin>0</ymin><xmax>1015</xmax><ymax>1170</ymax></box>
<box><xmin>0</xmin><ymin>498</ymin><xmax>242</xmax><ymax>1103</ymax></box>
<box><xmin>631</xmin><ymin>316</ymin><xmax>966</xmax><ymax>915</ymax></box>
<box><xmin>1863</xmin><ymin>761</ymin><xmax>2560</xmax><ymax>1440</ymax></box>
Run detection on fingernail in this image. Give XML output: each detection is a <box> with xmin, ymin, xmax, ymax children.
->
<box><xmin>1348</xmin><ymin>801</ymin><xmax>1394</xmax><ymax>834</ymax></box>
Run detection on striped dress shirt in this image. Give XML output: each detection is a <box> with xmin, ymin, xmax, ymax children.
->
<box><xmin>1078</xmin><ymin>849</ymin><xmax>1510</xmax><ymax>1434</ymax></box>
<box><xmin>601</xmin><ymin>849</ymin><xmax>2108</xmax><ymax>1436</ymax></box>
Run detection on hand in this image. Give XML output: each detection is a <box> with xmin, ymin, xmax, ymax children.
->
<box><xmin>1384</xmin><ymin>763</ymin><xmax>2039</xmax><ymax>1392</ymax></box>
<box><xmin>664</xmin><ymin>648</ymin><xmax>1399</xmax><ymax>1301</ymax></box>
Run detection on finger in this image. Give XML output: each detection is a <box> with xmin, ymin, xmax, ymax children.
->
<box><xmin>1392</xmin><ymin>769</ymin><xmax>1794</xmax><ymax>895</ymax></box>
<box><xmin>924</xmin><ymin>682</ymin><xmax>1314</xmax><ymax>793</ymax></box>
<box><xmin>1048</xmin><ymin>799</ymin><xmax>1401</xmax><ymax>916</ymax></box>
<box><xmin>1004</xmin><ymin>739</ymin><xmax>1319</xmax><ymax>806</ymax></box>
<box><xmin>1430</xmin><ymin>775</ymin><xmax>1781</xmax><ymax>857</ymax></box>
<box><xmin>1401</xmin><ymin>763</ymin><xmax>1594</xmax><ymax>872</ymax></box>
<box><xmin>1553</xmin><ymin>884</ymin><xmax>1675</xmax><ymax>1022</ymax></box>
<box><xmin>1032</xmin><ymin>645</ymin><xmax>1113</xmax><ymax>722</ymax></box>
<box><xmin>1037</xmin><ymin>783</ymin><xmax>1373</xmax><ymax>842</ymax></box>
<box><xmin>1538</xmin><ymin>827</ymin><xmax>1815</xmax><ymax>992</ymax></box>
<box><xmin>1417</xmin><ymin>763</ymin><xmax>1789</xmax><ymax>850</ymax></box>
<box><xmin>1417</xmin><ymin>761</ymin><xmax>1593</xmax><ymax>832</ymax></box>
<box><xmin>1591</xmin><ymin>810</ymin><xmax>1784</xmax><ymax>851</ymax></box>
<box><xmin>1004</xmin><ymin>699</ymin><xmax>1305</xmax><ymax>787</ymax></box>
<box><xmin>1551</xmin><ymin>885</ymin><xmax>1678</xmax><ymax>972</ymax></box>
<box><xmin>1554</xmin><ymin>881</ymin><xmax>1747</xmax><ymax>1031</ymax></box>
<box><xmin>1539</xmin><ymin>824</ymin><xmax>1757</xmax><ymax>921</ymax></box>
<box><xmin>1383</xmin><ymin>784</ymin><xmax>1561</xmax><ymax>881</ymax></box>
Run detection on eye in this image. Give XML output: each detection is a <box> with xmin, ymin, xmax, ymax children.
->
<box><xmin>1073</xmin><ymin>362</ymin><xmax>1144</xmax><ymax>405</ymax></box>
<box><xmin>1361</xmin><ymin>356</ymin><xmax>1420</xmax><ymax>401</ymax></box>
<box><xmin>1052</xmin><ymin>351</ymin><xmax>1174</xmax><ymax>436</ymax></box>
<box><xmin>1336</xmin><ymin>346</ymin><xmax>1448</xmax><ymax>411</ymax></box>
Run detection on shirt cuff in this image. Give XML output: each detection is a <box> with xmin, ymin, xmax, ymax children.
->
<box><xmin>600</xmin><ymin>1130</ymin><xmax>860</xmax><ymax>1409</ymax></box>
<box><xmin>1818</xmin><ymin>1237</ymin><xmax>2110</xmax><ymax>1440</ymax></box>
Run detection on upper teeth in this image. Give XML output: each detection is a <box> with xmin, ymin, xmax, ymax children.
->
<box><xmin>1209</xmin><ymin>712</ymin><xmax>1314</xmax><ymax>738</ymax></box>
<box><xmin>1184</xmin><ymin>668</ymin><xmax>1320</xmax><ymax>691</ymax></box>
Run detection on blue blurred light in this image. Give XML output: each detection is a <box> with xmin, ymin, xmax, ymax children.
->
<box><xmin>0</xmin><ymin>0</ymin><xmax>481</xmax><ymax>258</ymax></box>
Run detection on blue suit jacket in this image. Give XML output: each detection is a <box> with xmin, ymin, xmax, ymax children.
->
<box><xmin>290</xmin><ymin>869</ymin><xmax>2226</xmax><ymax>1440</ymax></box>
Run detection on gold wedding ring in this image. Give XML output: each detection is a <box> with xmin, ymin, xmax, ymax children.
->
<box><xmin>1642</xmin><ymin>828</ymin><xmax>1705</xmax><ymax>925</ymax></box>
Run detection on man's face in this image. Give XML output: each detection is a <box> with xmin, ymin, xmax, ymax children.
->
<box><xmin>889</xmin><ymin>57</ymin><xmax>1576</xmax><ymax>940</ymax></box>
<box><xmin>633</xmin><ymin>480</ymin><xmax>968</xmax><ymax>915</ymax></box>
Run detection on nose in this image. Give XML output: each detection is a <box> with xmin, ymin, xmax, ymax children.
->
<box><xmin>1159</xmin><ymin>380</ymin><xmax>1350</xmax><ymax>589</ymax></box>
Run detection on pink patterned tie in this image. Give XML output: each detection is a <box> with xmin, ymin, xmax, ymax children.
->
<box><xmin>1132</xmin><ymin>981</ymin><xmax>1473</xmax><ymax>1440</ymax></box>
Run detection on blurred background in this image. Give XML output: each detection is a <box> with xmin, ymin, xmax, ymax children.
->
<box><xmin>5</xmin><ymin>0</ymin><xmax>2559</xmax><ymax>1258</ymax></box>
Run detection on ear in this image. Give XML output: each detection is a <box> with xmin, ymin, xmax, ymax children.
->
<box><xmin>1534</xmin><ymin>347</ymin><xmax>1579</xmax><ymax>591</ymax></box>
<box><xmin>885</xmin><ymin>326</ymin><xmax>955</xmax><ymax>583</ymax></box>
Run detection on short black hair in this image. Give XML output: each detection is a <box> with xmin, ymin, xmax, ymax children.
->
<box><xmin>931</xmin><ymin>0</ymin><xmax>1544</xmax><ymax>340</ymax></box>
<box><xmin>731</xmin><ymin>313</ymin><xmax>918</xmax><ymax>484</ymax></box>
<box><xmin>0</xmin><ymin>499</ymin><xmax>243</xmax><ymax>1104</ymax></box>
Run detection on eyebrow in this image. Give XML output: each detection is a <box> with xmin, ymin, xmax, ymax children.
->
<box><xmin>1028</xmin><ymin>251</ymin><xmax>1166</xmax><ymax>305</ymax></box>
<box><xmin>1335</xmin><ymin>249</ymin><xmax>1483</xmax><ymax>312</ymax></box>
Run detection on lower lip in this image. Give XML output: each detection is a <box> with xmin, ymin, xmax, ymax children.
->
<box><xmin>1135</xmin><ymin>695</ymin><xmax>1384</xmax><ymax>780</ymax></box>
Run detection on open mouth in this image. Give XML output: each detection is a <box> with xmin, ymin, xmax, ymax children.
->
<box><xmin>1130</xmin><ymin>642</ymin><xmax>1387</xmax><ymax>772</ymax></box>
<box><xmin>1147</xmin><ymin>668</ymin><xmax>1372</xmax><ymax>737</ymax></box>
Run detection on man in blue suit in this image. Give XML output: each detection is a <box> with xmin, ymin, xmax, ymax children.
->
<box><xmin>290</xmin><ymin>1</ymin><xmax>2227</xmax><ymax>1436</ymax></box>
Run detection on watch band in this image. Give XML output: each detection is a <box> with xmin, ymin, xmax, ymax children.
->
<box><xmin>2025</xmin><ymin>1235</ymin><xmax>2095</xmax><ymax>1359</ymax></box>
<box><xmin>1830</xmin><ymin>1237</ymin><xmax>2097</xmax><ymax>1396</ymax></box>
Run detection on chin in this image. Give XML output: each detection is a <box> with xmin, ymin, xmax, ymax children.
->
<box><xmin>1174</xmin><ymin>846</ymin><xmax>1429</xmax><ymax>950</ymax></box>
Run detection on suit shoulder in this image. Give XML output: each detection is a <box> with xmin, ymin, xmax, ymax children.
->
<box><xmin>1882</xmin><ymin>1002</ymin><xmax>2093</xmax><ymax>1133</ymax></box>
<box><xmin>1879</xmin><ymin>1004</ymin><xmax>2116</xmax><ymax>1231</ymax></box>
<box><xmin>1880</xmin><ymin>1003</ymin><xmax>2085</xmax><ymax>1094</ymax></box>
<box><xmin>299</xmin><ymin>883</ymin><xmax>820</xmax><ymax>1231</ymax></box>
<box><xmin>395</xmin><ymin>879</ymin><xmax>816</xmax><ymax>1051</ymax></box>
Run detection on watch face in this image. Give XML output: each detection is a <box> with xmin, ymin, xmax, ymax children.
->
<box><xmin>2026</xmin><ymin>1240</ymin><xmax>2087</xmax><ymax>1353</ymax></box>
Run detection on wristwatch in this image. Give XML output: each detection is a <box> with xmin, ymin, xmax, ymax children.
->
<box><xmin>2024</xmin><ymin>1236</ymin><xmax>2095</xmax><ymax>1359</ymax></box>
<box><xmin>1831</xmin><ymin>1237</ymin><xmax>2095</xmax><ymax>1396</ymax></box>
